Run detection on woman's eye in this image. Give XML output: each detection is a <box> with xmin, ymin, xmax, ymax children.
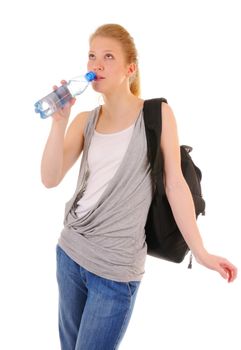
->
<box><xmin>105</xmin><ymin>53</ymin><xmax>114</xmax><ymax>59</ymax></box>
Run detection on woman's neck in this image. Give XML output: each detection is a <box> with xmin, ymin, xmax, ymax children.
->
<box><xmin>96</xmin><ymin>92</ymin><xmax>143</xmax><ymax>133</ymax></box>
<box><xmin>101</xmin><ymin>92</ymin><xmax>142</xmax><ymax>123</ymax></box>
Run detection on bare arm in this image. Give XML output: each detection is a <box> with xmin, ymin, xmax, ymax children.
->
<box><xmin>41</xmin><ymin>100</ymin><xmax>89</xmax><ymax>188</ymax></box>
<box><xmin>161</xmin><ymin>102</ymin><xmax>237</xmax><ymax>282</ymax></box>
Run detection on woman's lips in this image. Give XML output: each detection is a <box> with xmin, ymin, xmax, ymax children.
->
<box><xmin>95</xmin><ymin>76</ymin><xmax>105</xmax><ymax>81</ymax></box>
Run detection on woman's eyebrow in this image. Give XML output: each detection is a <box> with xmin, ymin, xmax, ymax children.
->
<box><xmin>89</xmin><ymin>49</ymin><xmax>115</xmax><ymax>53</ymax></box>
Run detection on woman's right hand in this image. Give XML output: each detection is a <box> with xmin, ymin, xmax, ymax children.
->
<box><xmin>52</xmin><ymin>80</ymin><xmax>76</xmax><ymax>122</ymax></box>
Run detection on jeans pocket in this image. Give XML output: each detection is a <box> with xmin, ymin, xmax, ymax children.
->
<box><xmin>126</xmin><ymin>281</ymin><xmax>141</xmax><ymax>297</ymax></box>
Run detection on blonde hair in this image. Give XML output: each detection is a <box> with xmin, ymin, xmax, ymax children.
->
<box><xmin>90</xmin><ymin>23</ymin><xmax>140</xmax><ymax>97</ymax></box>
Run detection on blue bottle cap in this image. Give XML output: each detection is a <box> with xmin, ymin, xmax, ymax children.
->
<box><xmin>85</xmin><ymin>71</ymin><xmax>96</xmax><ymax>82</ymax></box>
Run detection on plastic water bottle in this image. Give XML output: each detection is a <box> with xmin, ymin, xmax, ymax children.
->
<box><xmin>34</xmin><ymin>71</ymin><xmax>96</xmax><ymax>119</ymax></box>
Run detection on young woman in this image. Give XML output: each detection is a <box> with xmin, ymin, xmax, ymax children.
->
<box><xmin>41</xmin><ymin>24</ymin><xmax>237</xmax><ymax>350</ymax></box>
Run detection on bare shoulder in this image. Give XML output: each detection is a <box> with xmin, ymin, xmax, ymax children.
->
<box><xmin>161</xmin><ymin>102</ymin><xmax>176</xmax><ymax>125</ymax></box>
<box><xmin>160</xmin><ymin>101</ymin><xmax>182</xmax><ymax>180</ymax></box>
<box><xmin>161</xmin><ymin>101</ymin><xmax>178</xmax><ymax>138</ymax></box>
<box><xmin>62</xmin><ymin>111</ymin><xmax>91</xmax><ymax>175</ymax></box>
<box><xmin>67</xmin><ymin>110</ymin><xmax>90</xmax><ymax>136</ymax></box>
<box><xmin>64</xmin><ymin>110</ymin><xmax>91</xmax><ymax>157</ymax></box>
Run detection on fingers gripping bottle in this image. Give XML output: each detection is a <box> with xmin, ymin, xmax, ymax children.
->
<box><xmin>34</xmin><ymin>71</ymin><xmax>96</xmax><ymax>119</ymax></box>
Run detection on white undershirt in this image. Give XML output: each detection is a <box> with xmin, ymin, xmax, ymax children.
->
<box><xmin>75</xmin><ymin>123</ymin><xmax>135</xmax><ymax>218</ymax></box>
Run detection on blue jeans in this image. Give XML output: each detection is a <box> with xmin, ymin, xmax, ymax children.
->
<box><xmin>56</xmin><ymin>245</ymin><xmax>141</xmax><ymax>350</ymax></box>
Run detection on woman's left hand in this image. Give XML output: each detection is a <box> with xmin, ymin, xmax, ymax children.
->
<box><xmin>196</xmin><ymin>252</ymin><xmax>238</xmax><ymax>283</ymax></box>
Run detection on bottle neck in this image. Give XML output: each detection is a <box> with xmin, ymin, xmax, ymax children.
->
<box><xmin>67</xmin><ymin>76</ymin><xmax>89</xmax><ymax>97</ymax></box>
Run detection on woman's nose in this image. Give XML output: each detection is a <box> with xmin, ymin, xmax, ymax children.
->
<box><xmin>93</xmin><ymin>62</ymin><xmax>104</xmax><ymax>71</ymax></box>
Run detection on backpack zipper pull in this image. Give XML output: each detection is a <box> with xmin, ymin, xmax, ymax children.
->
<box><xmin>187</xmin><ymin>253</ymin><xmax>193</xmax><ymax>269</ymax></box>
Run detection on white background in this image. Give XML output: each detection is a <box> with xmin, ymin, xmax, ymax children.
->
<box><xmin>0</xmin><ymin>0</ymin><xmax>240</xmax><ymax>349</ymax></box>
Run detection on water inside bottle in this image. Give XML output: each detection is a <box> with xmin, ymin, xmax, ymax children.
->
<box><xmin>34</xmin><ymin>85</ymin><xmax>72</xmax><ymax>119</ymax></box>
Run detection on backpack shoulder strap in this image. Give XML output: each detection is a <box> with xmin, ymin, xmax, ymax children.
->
<box><xmin>143</xmin><ymin>98</ymin><xmax>167</xmax><ymax>167</ymax></box>
<box><xmin>143</xmin><ymin>98</ymin><xmax>168</xmax><ymax>194</ymax></box>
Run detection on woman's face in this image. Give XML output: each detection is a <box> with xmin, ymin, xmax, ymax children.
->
<box><xmin>88</xmin><ymin>36</ymin><xmax>132</xmax><ymax>94</ymax></box>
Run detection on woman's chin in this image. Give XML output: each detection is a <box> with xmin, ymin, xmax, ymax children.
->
<box><xmin>92</xmin><ymin>85</ymin><xmax>108</xmax><ymax>94</ymax></box>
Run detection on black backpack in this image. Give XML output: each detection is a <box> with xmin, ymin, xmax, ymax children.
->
<box><xmin>143</xmin><ymin>98</ymin><xmax>205</xmax><ymax>266</ymax></box>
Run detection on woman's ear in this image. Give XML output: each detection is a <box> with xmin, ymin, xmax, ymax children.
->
<box><xmin>127</xmin><ymin>62</ymin><xmax>137</xmax><ymax>77</ymax></box>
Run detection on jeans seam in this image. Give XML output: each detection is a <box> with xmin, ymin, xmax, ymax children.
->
<box><xmin>113</xmin><ymin>305</ymin><xmax>131</xmax><ymax>350</ymax></box>
<box><xmin>126</xmin><ymin>281</ymin><xmax>140</xmax><ymax>298</ymax></box>
<box><xmin>126</xmin><ymin>282</ymin><xmax>134</xmax><ymax>298</ymax></box>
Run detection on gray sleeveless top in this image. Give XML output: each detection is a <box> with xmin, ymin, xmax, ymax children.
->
<box><xmin>58</xmin><ymin>106</ymin><xmax>153</xmax><ymax>282</ymax></box>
